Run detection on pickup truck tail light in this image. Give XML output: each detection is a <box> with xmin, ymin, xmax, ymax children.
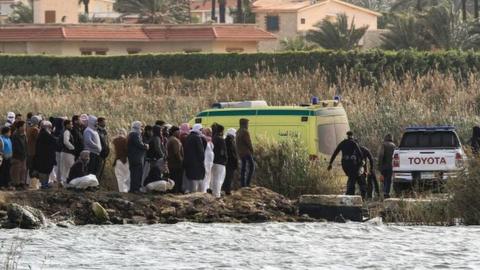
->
<box><xmin>455</xmin><ymin>152</ymin><xmax>464</xmax><ymax>168</ymax></box>
<box><xmin>393</xmin><ymin>153</ymin><xmax>400</xmax><ymax>168</ymax></box>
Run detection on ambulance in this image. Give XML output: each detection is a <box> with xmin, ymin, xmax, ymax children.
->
<box><xmin>190</xmin><ymin>98</ymin><xmax>350</xmax><ymax>159</ymax></box>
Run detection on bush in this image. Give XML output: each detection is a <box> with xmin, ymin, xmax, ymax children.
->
<box><xmin>253</xmin><ymin>137</ymin><xmax>343</xmax><ymax>199</ymax></box>
<box><xmin>1</xmin><ymin>50</ymin><xmax>480</xmax><ymax>85</ymax></box>
<box><xmin>447</xmin><ymin>158</ymin><xmax>480</xmax><ymax>225</ymax></box>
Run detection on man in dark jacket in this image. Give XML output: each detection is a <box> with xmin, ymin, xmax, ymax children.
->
<box><xmin>471</xmin><ymin>126</ymin><xmax>480</xmax><ymax>154</ymax></box>
<box><xmin>10</xmin><ymin>121</ymin><xmax>28</xmax><ymax>189</ymax></box>
<box><xmin>222</xmin><ymin>128</ymin><xmax>238</xmax><ymax>195</ymax></box>
<box><xmin>97</xmin><ymin>117</ymin><xmax>110</xmax><ymax>181</ymax></box>
<box><xmin>167</xmin><ymin>126</ymin><xmax>184</xmax><ymax>193</ymax></box>
<box><xmin>378</xmin><ymin>134</ymin><xmax>397</xmax><ymax>198</ymax></box>
<box><xmin>236</xmin><ymin>118</ymin><xmax>254</xmax><ymax>187</ymax></box>
<box><xmin>71</xmin><ymin>115</ymin><xmax>84</xmax><ymax>159</ymax></box>
<box><xmin>328</xmin><ymin>131</ymin><xmax>364</xmax><ymax>196</ymax></box>
<box><xmin>183</xmin><ymin>124</ymin><xmax>205</xmax><ymax>193</ymax></box>
<box><xmin>33</xmin><ymin>121</ymin><xmax>57</xmax><ymax>189</ymax></box>
<box><xmin>67</xmin><ymin>150</ymin><xmax>90</xmax><ymax>183</ymax></box>
<box><xmin>128</xmin><ymin>121</ymin><xmax>149</xmax><ymax>193</ymax></box>
<box><xmin>357</xmin><ymin>144</ymin><xmax>377</xmax><ymax>200</ymax></box>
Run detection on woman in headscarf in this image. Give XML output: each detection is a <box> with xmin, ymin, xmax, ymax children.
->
<box><xmin>179</xmin><ymin>123</ymin><xmax>190</xmax><ymax>145</ymax></box>
<box><xmin>113</xmin><ymin>128</ymin><xmax>130</xmax><ymax>192</ymax></box>
<box><xmin>183</xmin><ymin>124</ymin><xmax>205</xmax><ymax>193</ymax></box>
<box><xmin>200</xmin><ymin>127</ymin><xmax>214</xmax><ymax>193</ymax></box>
<box><xmin>211</xmin><ymin>124</ymin><xmax>227</xmax><ymax>198</ymax></box>
<box><xmin>222</xmin><ymin>128</ymin><xmax>238</xmax><ymax>195</ymax></box>
<box><xmin>128</xmin><ymin>121</ymin><xmax>149</xmax><ymax>193</ymax></box>
<box><xmin>143</xmin><ymin>125</ymin><xmax>166</xmax><ymax>186</ymax></box>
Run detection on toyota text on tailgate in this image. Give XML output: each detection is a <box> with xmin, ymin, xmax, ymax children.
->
<box><xmin>393</xmin><ymin>126</ymin><xmax>466</xmax><ymax>184</ymax></box>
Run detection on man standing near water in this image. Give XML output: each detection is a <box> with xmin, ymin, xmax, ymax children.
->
<box><xmin>328</xmin><ymin>131</ymin><xmax>364</xmax><ymax>196</ymax></box>
<box><xmin>97</xmin><ymin>117</ymin><xmax>110</xmax><ymax>181</ymax></box>
<box><xmin>237</xmin><ymin>118</ymin><xmax>255</xmax><ymax>187</ymax></box>
<box><xmin>378</xmin><ymin>134</ymin><xmax>396</xmax><ymax>198</ymax></box>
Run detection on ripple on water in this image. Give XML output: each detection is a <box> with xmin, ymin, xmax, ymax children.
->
<box><xmin>0</xmin><ymin>223</ymin><xmax>480</xmax><ymax>270</ymax></box>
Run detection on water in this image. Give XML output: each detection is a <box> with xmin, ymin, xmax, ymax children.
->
<box><xmin>1</xmin><ymin>222</ymin><xmax>479</xmax><ymax>270</ymax></box>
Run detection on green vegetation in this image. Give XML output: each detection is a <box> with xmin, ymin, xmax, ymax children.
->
<box><xmin>254</xmin><ymin>138</ymin><xmax>342</xmax><ymax>198</ymax></box>
<box><xmin>7</xmin><ymin>2</ymin><xmax>33</xmax><ymax>24</ymax></box>
<box><xmin>279</xmin><ymin>37</ymin><xmax>317</xmax><ymax>52</ymax></box>
<box><xmin>306</xmin><ymin>13</ymin><xmax>369</xmax><ymax>50</ymax></box>
<box><xmin>3</xmin><ymin>50</ymin><xmax>480</xmax><ymax>84</ymax></box>
<box><xmin>114</xmin><ymin>0</ymin><xmax>190</xmax><ymax>23</ymax></box>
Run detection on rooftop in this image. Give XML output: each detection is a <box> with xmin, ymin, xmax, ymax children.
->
<box><xmin>0</xmin><ymin>24</ymin><xmax>276</xmax><ymax>42</ymax></box>
<box><xmin>252</xmin><ymin>0</ymin><xmax>381</xmax><ymax>16</ymax></box>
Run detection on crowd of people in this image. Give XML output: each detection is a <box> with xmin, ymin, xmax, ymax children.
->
<box><xmin>0</xmin><ymin>112</ymin><xmax>256</xmax><ymax>198</ymax></box>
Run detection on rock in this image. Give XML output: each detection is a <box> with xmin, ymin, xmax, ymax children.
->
<box><xmin>7</xmin><ymin>203</ymin><xmax>46</xmax><ymax>229</ymax></box>
<box><xmin>298</xmin><ymin>195</ymin><xmax>364</xmax><ymax>222</ymax></box>
<box><xmin>0</xmin><ymin>210</ymin><xmax>7</xmax><ymax>218</ymax></box>
<box><xmin>91</xmin><ymin>202</ymin><xmax>109</xmax><ymax>224</ymax></box>
<box><xmin>160</xmin><ymin>207</ymin><xmax>176</xmax><ymax>217</ymax></box>
<box><xmin>57</xmin><ymin>220</ymin><xmax>75</xmax><ymax>228</ymax></box>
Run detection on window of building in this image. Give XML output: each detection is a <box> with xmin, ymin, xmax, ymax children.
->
<box><xmin>226</xmin><ymin>48</ymin><xmax>244</xmax><ymax>53</ymax></box>
<box><xmin>266</xmin><ymin>15</ymin><xmax>280</xmax><ymax>32</ymax></box>
<box><xmin>80</xmin><ymin>48</ymin><xmax>108</xmax><ymax>56</ymax></box>
<box><xmin>301</xmin><ymin>18</ymin><xmax>306</xmax><ymax>24</ymax></box>
<box><xmin>45</xmin><ymin>10</ymin><xmax>56</xmax><ymax>23</ymax></box>
<box><xmin>184</xmin><ymin>48</ymin><xmax>202</xmax><ymax>53</ymax></box>
<box><xmin>127</xmin><ymin>48</ymin><xmax>141</xmax><ymax>55</ymax></box>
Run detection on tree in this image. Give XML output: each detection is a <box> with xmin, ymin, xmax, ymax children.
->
<box><xmin>211</xmin><ymin>0</ymin><xmax>217</xmax><ymax>21</ymax></box>
<box><xmin>115</xmin><ymin>0</ymin><xmax>189</xmax><ymax>24</ymax></box>
<box><xmin>219</xmin><ymin>0</ymin><xmax>226</xmax><ymax>23</ymax></box>
<box><xmin>306</xmin><ymin>13</ymin><xmax>369</xmax><ymax>50</ymax></box>
<box><xmin>280</xmin><ymin>37</ymin><xmax>317</xmax><ymax>51</ymax></box>
<box><xmin>79</xmin><ymin>0</ymin><xmax>90</xmax><ymax>14</ymax></box>
<box><xmin>475</xmin><ymin>0</ymin><xmax>479</xmax><ymax>18</ymax></box>
<box><xmin>381</xmin><ymin>14</ymin><xmax>429</xmax><ymax>49</ymax></box>
<box><xmin>420</xmin><ymin>4</ymin><xmax>471</xmax><ymax>49</ymax></box>
<box><xmin>7</xmin><ymin>2</ymin><xmax>33</xmax><ymax>23</ymax></box>
<box><xmin>231</xmin><ymin>0</ymin><xmax>255</xmax><ymax>23</ymax></box>
<box><xmin>390</xmin><ymin>0</ymin><xmax>442</xmax><ymax>11</ymax></box>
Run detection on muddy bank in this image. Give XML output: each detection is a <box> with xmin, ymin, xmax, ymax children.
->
<box><xmin>0</xmin><ymin>187</ymin><xmax>317</xmax><ymax>229</ymax></box>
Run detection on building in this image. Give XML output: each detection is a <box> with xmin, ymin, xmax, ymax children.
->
<box><xmin>190</xmin><ymin>0</ymin><xmax>237</xmax><ymax>23</ymax></box>
<box><xmin>0</xmin><ymin>24</ymin><xmax>275</xmax><ymax>55</ymax></box>
<box><xmin>0</xmin><ymin>0</ymin><xmax>115</xmax><ymax>24</ymax></box>
<box><xmin>252</xmin><ymin>0</ymin><xmax>381</xmax><ymax>51</ymax></box>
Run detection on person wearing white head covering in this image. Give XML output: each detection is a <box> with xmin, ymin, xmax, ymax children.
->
<box><xmin>183</xmin><ymin>123</ymin><xmax>205</xmax><ymax>193</ymax></box>
<box><xmin>128</xmin><ymin>121</ymin><xmax>149</xmax><ymax>192</ymax></box>
<box><xmin>33</xmin><ymin>121</ymin><xmax>57</xmax><ymax>189</ymax></box>
<box><xmin>222</xmin><ymin>127</ymin><xmax>238</xmax><ymax>195</ymax></box>
<box><xmin>83</xmin><ymin>115</ymin><xmax>102</xmax><ymax>177</ymax></box>
<box><xmin>5</xmin><ymin>112</ymin><xmax>15</xmax><ymax>127</ymax></box>
<box><xmin>113</xmin><ymin>128</ymin><xmax>130</xmax><ymax>192</ymax></box>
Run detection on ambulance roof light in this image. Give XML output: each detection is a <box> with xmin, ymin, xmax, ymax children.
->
<box><xmin>311</xmin><ymin>96</ymin><xmax>319</xmax><ymax>105</ymax></box>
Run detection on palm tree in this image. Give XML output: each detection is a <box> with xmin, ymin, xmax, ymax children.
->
<box><xmin>236</xmin><ymin>0</ymin><xmax>244</xmax><ymax>22</ymax></box>
<box><xmin>420</xmin><ymin>3</ymin><xmax>471</xmax><ymax>49</ymax></box>
<box><xmin>475</xmin><ymin>0</ymin><xmax>479</xmax><ymax>19</ymax></box>
<box><xmin>7</xmin><ymin>2</ymin><xmax>33</xmax><ymax>23</ymax></box>
<box><xmin>79</xmin><ymin>0</ymin><xmax>90</xmax><ymax>14</ymax></box>
<box><xmin>219</xmin><ymin>0</ymin><xmax>226</xmax><ymax>23</ymax></box>
<box><xmin>381</xmin><ymin>14</ymin><xmax>429</xmax><ymax>50</ymax></box>
<box><xmin>390</xmin><ymin>0</ymin><xmax>442</xmax><ymax>11</ymax></box>
<box><xmin>306</xmin><ymin>13</ymin><xmax>369</xmax><ymax>50</ymax></box>
<box><xmin>280</xmin><ymin>37</ymin><xmax>317</xmax><ymax>51</ymax></box>
<box><xmin>211</xmin><ymin>0</ymin><xmax>217</xmax><ymax>21</ymax></box>
<box><xmin>116</xmin><ymin>0</ymin><xmax>189</xmax><ymax>24</ymax></box>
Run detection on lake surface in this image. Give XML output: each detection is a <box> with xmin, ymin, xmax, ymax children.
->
<box><xmin>1</xmin><ymin>222</ymin><xmax>479</xmax><ymax>269</ymax></box>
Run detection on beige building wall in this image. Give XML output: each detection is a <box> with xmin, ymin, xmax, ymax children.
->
<box><xmin>0</xmin><ymin>42</ymin><xmax>27</xmax><ymax>53</ymax></box>
<box><xmin>256</xmin><ymin>12</ymin><xmax>298</xmax><ymax>52</ymax></box>
<box><xmin>0</xmin><ymin>40</ymin><xmax>260</xmax><ymax>55</ymax></box>
<box><xmin>33</xmin><ymin>0</ymin><xmax>78</xmax><ymax>24</ymax></box>
<box><xmin>297</xmin><ymin>2</ymin><xmax>378</xmax><ymax>32</ymax></box>
<box><xmin>78</xmin><ymin>0</ymin><xmax>114</xmax><ymax>14</ymax></box>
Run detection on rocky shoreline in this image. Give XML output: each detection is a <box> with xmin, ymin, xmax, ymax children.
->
<box><xmin>0</xmin><ymin>187</ymin><xmax>318</xmax><ymax>229</ymax></box>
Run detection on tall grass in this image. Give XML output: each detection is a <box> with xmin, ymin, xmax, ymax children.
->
<box><xmin>254</xmin><ymin>138</ymin><xmax>343</xmax><ymax>198</ymax></box>
<box><xmin>0</xmin><ymin>70</ymin><xmax>479</xmax><ymax>193</ymax></box>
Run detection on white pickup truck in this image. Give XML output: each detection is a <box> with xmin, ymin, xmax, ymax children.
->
<box><xmin>392</xmin><ymin>126</ymin><xmax>466</xmax><ymax>192</ymax></box>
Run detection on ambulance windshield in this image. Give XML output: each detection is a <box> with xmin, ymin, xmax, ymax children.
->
<box><xmin>317</xmin><ymin>123</ymin><xmax>349</xmax><ymax>155</ymax></box>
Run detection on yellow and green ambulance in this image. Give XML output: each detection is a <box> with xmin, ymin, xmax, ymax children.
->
<box><xmin>190</xmin><ymin>99</ymin><xmax>350</xmax><ymax>159</ymax></box>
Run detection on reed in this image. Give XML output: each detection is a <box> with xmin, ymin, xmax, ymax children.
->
<box><xmin>0</xmin><ymin>69</ymin><xmax>478</xmax><ymax>194</ymax></box>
